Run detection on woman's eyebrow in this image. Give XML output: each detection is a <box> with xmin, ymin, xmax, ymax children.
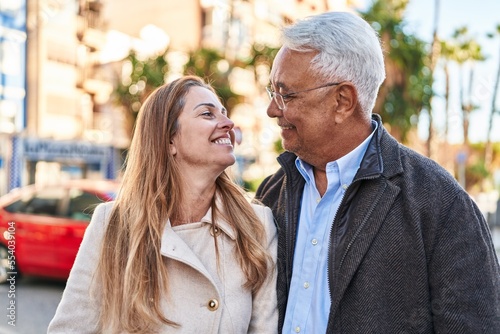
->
<box><xmin>193</xmin><ymin>102</ymin><xmax>227</xmax><ymax>114</ymax></box>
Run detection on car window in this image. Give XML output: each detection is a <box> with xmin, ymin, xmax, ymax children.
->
<box><xmin>4</xmin><ymin>198</ymin><xmax>27</xmax><ymax>213</ymax></box>
<box><xmin>22</xmin><ymin>188</ymin><xmax>67</xmax><ymax>217</ymax></box>
<box><xmin>67</xmin><ymin>189</ymin><xmax>105</xmax><ymax>221</ymax></box>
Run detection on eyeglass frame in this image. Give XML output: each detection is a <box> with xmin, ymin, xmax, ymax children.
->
<box><xmin>266</xmin><ymin>82</ymin><xmax>342</xmax><ymax>110</ymax></box>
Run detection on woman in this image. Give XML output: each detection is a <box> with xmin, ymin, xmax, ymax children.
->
<box><xmin>48</xmin><ymin>76</ymin><xmax>277</xmax><ymax>333</ymax></box>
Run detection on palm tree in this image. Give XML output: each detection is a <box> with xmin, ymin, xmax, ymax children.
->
<box><xmin>451</xmin><ymin>27</ymin><xmax>485</xmax><ymax>145</ymax></box>
<box><xmin>438</xmin><ymin>40</ymin><xmax>458</xmax><ymax>141</ymax></box>
<box><xmin>426</xmin><ymin>0</ymin><xmax>441</xmax><ymax>158</ymax></box>
<box><xmin>360</xmin><ymin>0</ymin><xmax>432</xmax><ymax>143</ymax></box>
<box><xmin>183</xmin><ymin>48</ymin><xmax>241</xmax><ymax>115</ymax></box>
<box><xmin>484</xmin><ymin>24</ymin><xmax>500</xmax><ymax>167</ymax></box>
<box><xmin>113</xmin><ymin>50</ymin><xmax>170</xmax><ymax>134</ymax></box>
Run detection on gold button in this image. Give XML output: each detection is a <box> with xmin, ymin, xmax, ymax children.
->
<box><xmin>208</xmin><ymin>299</ymin><xmax>219</xmax><ymax>311</ymax></box>
<box><xmin>210</xmin><ymin>225</ymin><xmax>221</xmax><ymax>237</ymax></box>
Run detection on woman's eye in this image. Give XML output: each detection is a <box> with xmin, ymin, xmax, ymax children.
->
<box><xmin>201</xmin><ymin>111</ymin><xmax>213</xmax><ymax>117</ymax></box>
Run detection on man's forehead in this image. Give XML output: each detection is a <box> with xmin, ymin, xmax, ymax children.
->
<box><xmin>270</xmin><ymin>49</ymin><xmax>318</xmax><ymax>87</ymax></box>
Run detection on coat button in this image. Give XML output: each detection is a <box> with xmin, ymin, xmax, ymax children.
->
<box><xmin>208</xmin><ymin>299</ymin><xmax>219</xmax><ymax>311</ymax></box>
<box><xmin>210</xmin><ymin>225</ymin><xmax>221</xmax><ymax>237</ymax></box>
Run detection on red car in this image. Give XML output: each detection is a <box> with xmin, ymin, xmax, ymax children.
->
<box><xmin>0</xmin><ymin>179</ymin><xmax>119</xmax><ymax>283</ymax></box>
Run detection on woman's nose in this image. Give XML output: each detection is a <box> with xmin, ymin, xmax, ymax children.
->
<box><xmin>218</xmin><ymin>115</ymin><xmax>234</xmax><ymax>130</ymax></box>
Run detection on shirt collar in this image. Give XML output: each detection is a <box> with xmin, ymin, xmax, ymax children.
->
<box><xmin>295</xmin><ymin>120</ymin><xmax>378</xmax><ymax>187</ymax></box>
<box><xmin>166</xmin><ymin>193</ymin><xmax>237</xmax><ymax>240</ymax></box>
<box><xmin>199</xmin><ymin>200</ymin><xmax>237</xmax><ymax>240</ymax></box>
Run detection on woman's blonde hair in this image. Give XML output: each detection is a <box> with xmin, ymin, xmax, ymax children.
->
<box><xmin>94</xmin><ymin>76</ymin><xmax>271</xmax><ymax>333</ymax></box>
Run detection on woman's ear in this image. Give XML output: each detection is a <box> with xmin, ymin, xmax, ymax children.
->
<box><xmin>169</xmin><ymin>139</ymin><xmax>177</xmax><ymax>156</ymax></box>
<box><xmin>333</xmin><ymin>83</ymin><xmax>358</xmax><ymax>124</ymax></box>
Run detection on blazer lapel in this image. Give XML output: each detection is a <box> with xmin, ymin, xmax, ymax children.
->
<box><xmin>330</xmin><ymin>177</ymin><xmax>401</xmax><ymax>315</ymax></box>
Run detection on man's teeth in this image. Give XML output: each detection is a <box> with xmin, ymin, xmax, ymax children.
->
<box><xmin>214</xmin><ymin>138</ymin><xmax>232</xmax><ymax>145</ymax></box>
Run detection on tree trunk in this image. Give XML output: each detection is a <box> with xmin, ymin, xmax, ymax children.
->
<box><xmin>426</xmin><ymin>0</ymin><xmax>440</xmax><ymax>158</ymax></box>
<box><xmin>463</xmin><ymin>65</ymin><xmax>475</xmax><ymax>145</ymax></box>
<box><xmin>444</xmin><ymin>62</ymin><xmax>450</xmax><ymax>140</ymax></box>
<box><xmin>323</xmin><ymin>0</ymin><xmax>329</xmax><ymax>11</ymax></box>
<box><xmin>484</xmin><ymin>40</ymin><xmax>500</xmax><ymax>167</ymax></box>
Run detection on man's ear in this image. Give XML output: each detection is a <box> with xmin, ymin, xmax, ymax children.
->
<box><xmin>333</xmin><ymin>83</ymin><xmax>358</xmax><ymax>124</ymax></box>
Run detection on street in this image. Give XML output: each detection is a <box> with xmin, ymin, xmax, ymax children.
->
<box><xmin>0</xmin><ymin>276</ymin><xmax>64</xmax><ymax>334</ymax></box>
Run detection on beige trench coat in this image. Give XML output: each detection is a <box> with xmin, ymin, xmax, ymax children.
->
<box><xmin>48</xmin><ymin>201</ymin><xmax>278</xmax><ymax>333</ymax></box>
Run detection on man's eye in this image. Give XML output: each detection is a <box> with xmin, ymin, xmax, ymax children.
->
<box><xmin>282</xmin><ymin>94</ymin><xmax>295</xmax><ymax>101</ymax></box>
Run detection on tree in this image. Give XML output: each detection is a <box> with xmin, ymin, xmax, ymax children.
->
<box><xmin>438</xmin><ymin>39</ymin><xmax>458</xmax><ymax>141</ymax></box>
<box><xmin>451</xmin><ymin>27</ymin><xmax>485</xmax><ymax>146</ymax></box>
<box><xmin>484</xmin><ymin>24</ymin><xmax>500</xmax><ymax>167</ymax></box>
<box><xmin>113</xmin><ymin>47</ymin><xmax>242</xmax><ymax>134</ymax></box>
<box><xmin>113</xmin><ymin>50</ymin><xmax>169</xmax><ymax>133</ymax></box>
<box><xmin>425</xmin><ymin>0</ymin><xmax>441</xmax><ymax>158</ymax></box>
<box><xmin>360</xmin><ymin>0</ymin><xmax>432</xmax><ymax>142</ymax></box>
<box><xmin>183</xmin><ymin>48</ymin><xmax>241</xmax><ymax>115</ymax></box>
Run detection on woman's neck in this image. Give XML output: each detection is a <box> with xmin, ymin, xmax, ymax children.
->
<box><xmin>171</xmin><ymin>180</ymin><xmax>216</xmax><ymax>227</ymax></box>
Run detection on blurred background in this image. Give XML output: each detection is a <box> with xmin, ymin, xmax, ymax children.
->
<box><xmin>0</xmin><ymin>0</ymin><xmax>500</xmax><ymax>331</ymax></box>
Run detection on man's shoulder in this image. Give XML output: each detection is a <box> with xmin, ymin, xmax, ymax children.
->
<box><xmin>255</xmin><ymin>168</ymin><xmax>286</xmax><ymax>202</ymax></box>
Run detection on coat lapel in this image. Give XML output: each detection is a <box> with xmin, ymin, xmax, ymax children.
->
<box><xmin>160</xmin><ymin>221</ymin><xmax>216</xmax><ymax>286</ymax></box>
<box><xmin>330</xmin><ymin>177</ymin><xmax>401</xmax><ymax>315</ymax></box>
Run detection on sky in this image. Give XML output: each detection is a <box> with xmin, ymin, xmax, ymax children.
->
<box><xmin>359</xmin><ymin>0</ymin><xmax>500</xmax><ymax>144</ymax></box>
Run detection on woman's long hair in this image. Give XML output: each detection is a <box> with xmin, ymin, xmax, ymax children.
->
<box><xmin>94</xmin><ymin>76</ymin><xmax>271</xmax><ymax>333</ymax></box>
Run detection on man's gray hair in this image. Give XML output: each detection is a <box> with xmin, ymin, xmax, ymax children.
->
<box><xmin>281</xmin><ymin>11</ymin><xmax>386</xmax><ymax>114</ymax></box>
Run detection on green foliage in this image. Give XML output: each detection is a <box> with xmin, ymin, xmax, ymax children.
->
<box><xmin>273</xmin><ymin>138</ymin><xmax>284</xmax><ymax>154</ymax></box>
<box><xmin>465</xmin><ymin>160</ymin><xmax>490</xmax><ymax>190</ymax></box>
<box><xmin>243</xmin><ymin>44</ymin><xmax>280</xmax><ymax>68</ymax></box>
<box><xmin>183</xmin><ymin>48</ymin><xmax>241</xmax><ymax>114</ymax></box>
<box><xmin>113</xmin><ymin>47</ymin><xmax>246</xmax><ymax>129</ymax></box>
<box><xmin>243</xmin><ymin>177</ymin><xmax>265</xmax><ymax>193</ymax></box>
<box><xmin>114</xmin><ymin>50</ymin><xmax>169</xmax><ymax>123</ymax></box>
<box><xmin>360</xmin><ymin>0</ymin><xmax>432</xmax><ymax>142</ymax></box>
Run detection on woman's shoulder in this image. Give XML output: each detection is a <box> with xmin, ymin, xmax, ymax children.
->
<box><xmin>93</xmin><ymin>201</ymin><xmax>115</xmax><ymax>219</ymax></box>
<box><xmin>250</xmin><ymin>203</ymin><xmax>276</xmax><ymax>232</ymax></box>
<box><xmin>250</xmin><ymin>202</ymin><xmax>271</xmax><ymax>217</ymax></box>
<box><xmin>87</xmin><ymin>201</ymin><xmax>116</xmax><ymax>233</ymax></box>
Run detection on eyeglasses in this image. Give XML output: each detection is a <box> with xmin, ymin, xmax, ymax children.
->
<box><xmin>266</xmin><ymin>82</ymin><xmax>341</xmax><ymax>110</ymax></box>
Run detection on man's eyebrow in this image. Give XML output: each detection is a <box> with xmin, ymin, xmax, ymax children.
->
<box><xmin>270</xmin><ymin>81</ymin><xmax>289</xmax><ymax>91</ymax></box>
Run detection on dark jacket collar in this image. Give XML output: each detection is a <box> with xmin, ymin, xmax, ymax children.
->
<box><xmin>276</xmin><ymin>114</ymin><xmax>401</xmax><ymax>181</ymax></box>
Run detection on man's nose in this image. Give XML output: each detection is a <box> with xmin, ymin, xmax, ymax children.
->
<box><xmin>267</xmin><ymin>100</ymin><xmax>283</xmax><ymax>118</ymax></box>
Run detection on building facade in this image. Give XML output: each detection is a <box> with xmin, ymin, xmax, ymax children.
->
<box><xmin>0</xmin><ymin>0</ymin><xmax>356</xmax><ymax>195</ymax></box>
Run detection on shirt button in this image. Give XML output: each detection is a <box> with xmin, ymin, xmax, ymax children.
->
<box><xmin>303</xmin><ymin>281</ymin><xmax>310</xmax><ymax>289</ymax></box>
<box><xmin>295</xmin><ymin>326</ymin><xmax>301</xmax><ymax>333</ymax></box>
<box><xmin>207</xmin><ymin>299</ymin><xmax>219</xmax><ymax>311</ymax></box>
<box><xmin>311</xmin><ymin>239</ymin><xmax>318</xmax><ymax>245</ymax></box>
<box><xmin>342</xmin><ymin>184</ymin><xmax>348</xmax><ymax>190</ymax></box>
<box><xmin>316</xmin><ymin>197</ymin><xmax>321</xmax><ymax>203</ymax></box>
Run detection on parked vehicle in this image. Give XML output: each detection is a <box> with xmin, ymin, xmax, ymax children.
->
<box><xmin>0</xmin><ymin>179</ymin><xmax>119</xmax><ymax>283</ymax></box>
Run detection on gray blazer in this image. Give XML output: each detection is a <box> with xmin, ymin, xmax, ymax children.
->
<box><xmin>256</xmin><ymin>114</ymin><xmax>500</xmax><ymax>333</ymax></box>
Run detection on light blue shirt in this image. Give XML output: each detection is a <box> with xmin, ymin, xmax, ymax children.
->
<box><xmin>282</xmin><ymin>122</ymin><xmax>377</xmax><ymax>334</ymax></box>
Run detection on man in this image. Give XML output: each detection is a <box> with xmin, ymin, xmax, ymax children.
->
<box><xmin>256</xmin><ymin>11</ymin><xmax>500</xmax><ymax>334</ymax></box>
